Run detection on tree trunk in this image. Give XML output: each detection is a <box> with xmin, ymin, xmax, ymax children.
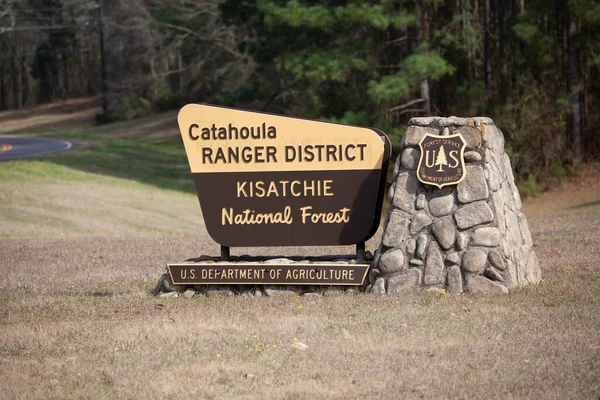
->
<box><xmin>567</xmin><ymin>11</ymin><xmax>582</xmax><ymax>166</ymax></box>
<box><xmin>415</xmin><ymin>0</ymin><xmax>431</xmax><ymax>116</ymax></box>
<box><xmin>484</xmin><ymin>0</ymin><xmax>491</xmax><ymax>91</ymax></box>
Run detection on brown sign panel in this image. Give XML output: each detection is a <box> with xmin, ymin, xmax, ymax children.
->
<box><xmin>417</xmin><ymin>133</ymin><xmax>467</xmax><ymax>189</ymax></box>
<box><xmin>168</xmin><ymin>263</ymin><xmax>369</xmax><ymax>285</ymax></box>
<box><xmin>178</xmin><ymin>104</ymin><xmax>391</xmax><ymax>247</ymax></box>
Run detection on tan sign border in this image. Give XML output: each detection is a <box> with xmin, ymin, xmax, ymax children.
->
<box><xmin>416</xmin><ymin>133</ymin><xmax>467</xmax><ymax>189</ymax></box>
<box><xmin>167</xmin><ymin>262</ymin><xmax>370</xmax><ymax>286</ymax></box>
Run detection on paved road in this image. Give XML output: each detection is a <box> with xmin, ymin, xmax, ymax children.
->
<box><xmin>0</xmin><ymin>136</ymin><xmax>72</xmax><ymax>161</ymax></box>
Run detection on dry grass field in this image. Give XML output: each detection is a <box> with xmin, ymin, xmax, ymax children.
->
<box><xmin>1</xmin><ymin>103</ymin><xmax>599</xmax><ymax>399</ymax></box>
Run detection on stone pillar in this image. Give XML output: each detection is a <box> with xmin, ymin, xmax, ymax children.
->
<box><xmin>370</xmin><ymin>116</ymin><xmax>541</xmax><ymax>294</ymax></box>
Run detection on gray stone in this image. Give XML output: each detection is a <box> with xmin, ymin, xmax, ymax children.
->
<box><xmin>416</xmin><ymin>194</ymin><xmax>426</xmax><ymax>210</ymax></box>
<box><xmin>382</xmin><ymin>210</ymin><xmax>410</xmax><ymax>248</ymax></box>
<box><xmin>485</xmin><ymin>125</ymin><xmax>505</xmax><ymax>155</ymax></box>
<box><xmin>429</xmin><ymin>194</ymin><xmax>454</xmax><ymax>217</ymax></box>
<box><xmin>392</xmin><ymin>172</ymin><xmax>419</xmax><ymax>213</ymax></box>
<box><xmin>464</xmin><ymin>151</ymin><xmax>482</xmax><ymax>162</ymax></box>
<box><xmin>446</xmin><ymin>265</ymin><xmax>463</xmax><ymax>293</ymax></box>
<box><xmin>454</xmin><ymin>201</ymin><xmax>494</xmax><ymax>229</ymax></box>
<box><xmin>264</xmin><ymin>287</ymin><xmax>298</xmax><ymax>296</ymax></box>
<box><xmin>393</xmin><ymin>155</ymin><xmax>401</xmax><ymax>177</ymax></box>
<box><xmin>410</xmin><ymin>212</ymin><xmax>433</xmax><ymax>234</ymax></box>
<box><xmin>401</xmin><ymin>148</ymin><xmax>420</xmax><ymax>170</ymax></box>
<box><xmin>505</xmin><ymin>210</ymin><xmax>523</xmax><ymax>250</ymax></box>
<box><xmin>446</xmin><ymin>252</ymin><xmax>460</xmax><ymax>265</ymax></box>
<box><xmin>455</xmin><ymin>126</ymin><xmax>482</xmax><ymax>148</ymax></box>
<box><xmin>388</xmin><ymin>269</ymin><xmax>422</xmax><ymax>293</ymax></box>
<box><xmin>265</xmin><ymin>258</ymin><xmax>295</xmax><ymax>264</ymax></box>
<box><xmin>504</xmin><ymin>260</ymin><xmax>517</xmax><ymax>289</ymax></box>
<box><xmin>471</xmin><ymin>227</ymin><xmax>501</xmax><ymax>247</ymax></box>
<box><xmin>159</xmin><ymin>291</ymin><xmax>179</xmax><ymax>299</ymax></box>
<box><xmin>416</xmin><ymin>234</ymin><xmax>428</xmax><ymax>259</ymax></box>
<box><xmin>408</xmin><ymin>117</ymin><xmax>435</xmax><ymax>126</ymax></box>
<box><xmin>388</xmin><ymin>183</ymin><xmax>395</xmax><ymax>201</ymax></box>
<box><xmin>402</xmin><ymin>126</ymin><xmax>439</xmax><ymax>147</ymax></box>
<box><xmin>439</xmin><ymin>116</ymin><xmax>471</xmax><ymax>127</ymax></box>
<box><xmin>371</xmin><ymin>278</ymin><xmax>386</xmax><ymax>294</ymax></box>
<box><xmin>518</xmin><ymin>212</ymin><xmax>534</xmax><ymax>247</ymax></box>
<box><xmin>488</xmin><ymin>249</ymin><xmax>506</xmax><ymax>271</ymax></box>
<box><xmin>462</xmin><ymin>249</ymin><xmax>488</xmax><ymax>273</ymax></box>
<box><xmin>431</xmin><ymin>218</ymin><xmax>456</xmax><ymax>250</ymax></box>
<box><xmin>484</xmin><ymin>266</ymin><xmax>505</xmax><ymax>282</ymax></box>
<box><xmin>424</xmin><ymin>242</ymin><xmax>444</xmax><ymax>285</ymax></box>
<box><xmin>409</xmin><ymin>259</ymin><xmax>424</xmax><ymax>266</ymax></box>
<box><xmin>205</xmin><ymin>288</ymin><xmax>235</xmax><ymax>297</ymax></box>
<box><xmin>486</xmin><ymin>158</ymin><xmax>502</xmax><ymax>192</ymax></box>
<box><xmin>456</xmin><ymin>233</ymin><xmax>467</xmax><ymax>250</ymax></box>
<box><xmin>406</xmin><ymin>239</ymin><xmax>417</xmax><ymax>255</ymax></box>
<box><xmin>182</xmin><ymin>289</ymin><xmax>196</xmax><ymax>299</ymax></box>
<box><xmin>441</xmin><ymin>127</ymin><xmax>450</xmax><ymax>136</ymax></box>
<box><xmin>467</xmin><ymin>275</ymin><xmax>509</xmax><ymax>294</ymax></box>
<box><xmin>473</xmin><ymin>117</ymin><xmax>494</xmax><ymax>125</ymax></box>
<box><xmin>379</xmin><ymin>249</ymin><xmax>406</xmax><ymax>274</ymax></box>
<box><xmin>458</xmin><ymin>166</ymin><xmax>489</xmax><ymax>204</ymax></box>
<box><xmin>491</xmin><ymin>191</ymin><xmax>506</xmax><ymax>234</ymax></box>
<box><xmin>368</xmin><ymin>268</ymin><xmax>380</xmax><ymax>284</ymax></box>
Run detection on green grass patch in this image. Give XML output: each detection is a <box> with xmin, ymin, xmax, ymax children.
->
<box><xmin>48</xmin><ymin>139</ymin><xmax>194</xmax><ymax>194</ymax></box>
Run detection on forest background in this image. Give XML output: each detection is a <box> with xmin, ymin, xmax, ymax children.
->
<box><xmin>1</xmin><ymin>0</ymin><xmax>598</xmax><ymax>193</ymax></box>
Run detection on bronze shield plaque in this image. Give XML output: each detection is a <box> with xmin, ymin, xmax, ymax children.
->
<box><xmin>177</xmin><ymin>104</ymin><xmax>391</xmax><ymax>247</ymax></box>
<box><xmin>417</xmin><ymin>133</ymin><xmax>467</xmax><ymax>188</ymax></box>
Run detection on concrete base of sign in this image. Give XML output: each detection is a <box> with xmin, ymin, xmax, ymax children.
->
<box><xmin>369</xmin><ymin>116</ymin><xmax>541</xmax><ymax>294</ymax></box>
<box><xmin>154</xmin><ymin>253</ymin><xmax>372</xmax><ymax>297</ymax></box>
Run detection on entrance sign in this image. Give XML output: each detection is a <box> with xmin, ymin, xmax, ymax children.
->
<box><xmin>417</xmin><ymin>133</ymin><xmax>467</xmax><ymax>189</ymax></box>
<box><xmin>168</xmin><ymin>263</ymin><xmax>369</xmax><ymax>286</ymax></box>
<box><xmin>178</xmin><ymin>104</ymin><xmax>391</xmax><ymax>247</ymax></box>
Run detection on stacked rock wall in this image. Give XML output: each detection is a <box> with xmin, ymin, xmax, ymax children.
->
<box><xmin>369</xmin><ymin>116</ymin><xmax>541</xmax><ymax>294</ymax></box>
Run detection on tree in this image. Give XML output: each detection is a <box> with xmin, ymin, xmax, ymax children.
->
<box><xmin>435</xmin><ymin>145</ymin><xmax>448</xmax><ymax>172</ymax></box>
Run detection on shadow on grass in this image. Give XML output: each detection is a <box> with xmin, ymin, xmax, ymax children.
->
<box><xmin>50</xmin><ymin>139</ymin><xmax>196</xmax><ymax>193</ymax></box>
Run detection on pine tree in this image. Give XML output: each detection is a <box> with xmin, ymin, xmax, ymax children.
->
<box><xmin>435</xmin><ymin>145</ymin><xmax>448</xmax><ymax>172</ymax></box>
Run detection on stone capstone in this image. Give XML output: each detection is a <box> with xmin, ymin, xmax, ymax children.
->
<box><xmin>431</xmin><ymin>218</ymin><xmax>456</xmax><ymax>250</ymax></box>
<box><xmin>455</xmin><ymin>126</ymin><xmax>482</xmax><ymax>149</ymax></box>
<box><xmin>454</xmin><ymin>201</ymin><xmax>494</xmax><ymax>230</ymax></box>
<box><xmin>462</xmin><ymin>249</ymin><xmax>488</xmax><ymax>273</ymax></box>
<box><xmin>402</xmin><ymin>126</ymin><xmax>439</xmax><ymax>146</ymax></box>
<box><xmin>387</xmin><ymin>268</ymin><xmax>422</xmax><ymax>293</ymax></box>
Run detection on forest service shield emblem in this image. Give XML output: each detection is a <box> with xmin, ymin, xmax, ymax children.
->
<box><xmin>416</xmin><ymin>133</ymin><xmax>467</xmax><ymax>189</ymax></box>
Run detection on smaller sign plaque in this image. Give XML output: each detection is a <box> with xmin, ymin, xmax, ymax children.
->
<box><xmin>168</xmin><ymin>263</ymin><xmax>369</xmax><ymax>286</ymax></box>
<box><xmin>417</xmin><ymin>133</ymin><xmax>467</xmax><ymax>188</ymax></box>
